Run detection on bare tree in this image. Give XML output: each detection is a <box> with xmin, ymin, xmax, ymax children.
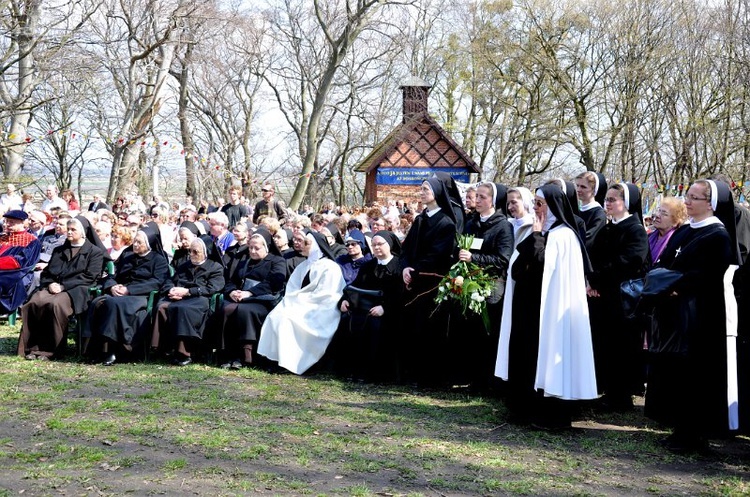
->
<box><xmin>0</xmin><ymin>0</ymin><xmax>101</xmax><ymax>180</ymax></box>
<box><xmin>260</xmin><ymin>0</ymin><xmax>409</xmax><ymax>210</ymax></box>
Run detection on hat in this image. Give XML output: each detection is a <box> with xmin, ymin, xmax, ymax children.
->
<box><xmin>4</xmin><ymin>210</ymin><xmax>28</xmax><ymax>221</ymax></box>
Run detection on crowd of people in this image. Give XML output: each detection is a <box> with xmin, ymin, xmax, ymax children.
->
<box><xmin>4</xmin><ymin>174</ymin><xmax>750</xmax><ymax>454</ymax></box>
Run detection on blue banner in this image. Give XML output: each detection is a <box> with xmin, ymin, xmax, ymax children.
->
<box><xmin>376</xmin><ymin>167</ymin><xmax>471</xmax><ymax>185</ymax></box>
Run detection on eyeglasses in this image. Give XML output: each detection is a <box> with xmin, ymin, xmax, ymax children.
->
<box><xmin>534</xmin><ymin>200</ymin><xmax>546</xmax><ymax>208</ymax></box>
<box><xmin>604</xmin><ymin>197</ymin><xmax>622</xmax><ymax>203</ymax></box>
<box><xmin>345</xmin><ymin>242</ymin><xmax>359</xmax><ymax>247</ymax></box>
<box><xmin>189</xmin><ymin>249</ymin><xmax>201</xmax><ymax>255</ymax></box>
<box><xmin>371</xmin><ymin>241</ymin><xmax>386</xmax><ymax>247</ymax></box>
<box><xmin>685</xmin><ymin>194</ymin><xmax>708</xmax><ymax>202</ymax></box>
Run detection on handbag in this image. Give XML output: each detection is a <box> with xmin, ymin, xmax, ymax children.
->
<box><xmin>343</xmin><ymin>285</ymin><xmax>383</xmax><ymax>311</ymax></box>
<box><xmin>620</xmin><ymin>277</ymin><xmax>644</xmax><ymax>319</ymax></box>
<box><xmin>620</xmin><ymin>268</ymin><xmax>683</xmax><ymax>318</ymax></box>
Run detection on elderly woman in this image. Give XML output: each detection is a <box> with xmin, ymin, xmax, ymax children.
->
<box><xmin>109</xmin><ymin>225</ymin><xmax>133</xmax><ymax>261</ymax></box>
<box><xmin>575</xmin><ymin>171</ymin><xmax>608</xmax><ymax>250</ymax></box>
<box><xmin>257</xmin><ymin>230</ymin><xmax>345</xmax><ymax>374</ymax></box>
<box><xmin>587</xmin><ymin>183</ymin><xmax>649</xmax><ymax>411</ymax></box>
<box><xmin>151</xmin><ymin>238</ymin><xmax>225</xmax><ymax>366</ymax></box>
<box><xmin>18</xmin><ymin>218</ymin><xmax>105</xmax><ymax>360</ymax></box>
<box><xmin>648</xmin><ymin>197</ymin><xmax>687</xmax><ymax>267</ymax></box>
<box><xmin>89</xmin><ymin>228</ymin><xmax>170</xmax><ymax>365</ymax></box>
<box><xmin>218</xmin><ymin>230</ymin><xmax>286</xmax><ymax>369</ymax></box>
<box><xmin>646</xmin><ymin>180</ymin><xmax>741</xmax><ymax>452</ymax></box>
<box><xmin>336</xmin><ymin>228</ymin><xmax>372</xmax><ymax>285</ymax></box>
<box><xmin>172</xmin><ymin>222</ymin><xmax>200</xmax><ymax>269</ymax></box>
<box><xmin>495</xmin><ymin>184</ymin><xmax>597</xmax><ymax>429</ymax></box>
<box><xmin>337</xmin><ymin>231</ymin><xmax>403</xmax><ymax>382</ymax></box>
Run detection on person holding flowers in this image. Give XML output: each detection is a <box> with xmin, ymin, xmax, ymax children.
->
<box><xmin>495</xmin><ymin>183</ymin><xmax>597</xmax><ymax>430</ymax></box>
<box><xmin>452</xmin><ymin>182</ymin><xmax>514</xmax><ymax>389</ymax></box>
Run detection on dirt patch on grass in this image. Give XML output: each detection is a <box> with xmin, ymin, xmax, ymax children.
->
<box><xmin>0</xmin><ymin>358</ymin><xmax>749</xmax><ymax>496</ymax></box>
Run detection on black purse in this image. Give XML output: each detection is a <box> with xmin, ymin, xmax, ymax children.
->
<box><xmin>343</xmin><ymin>285</ymin><xmax>383</xmax><ymax>311</ymax></box>
<box><xmin>620</xmin><ymin>277</ymin><xmax>644</xmax><ymax>319</ymax></box>
<box><xmin>620</xmin><ymin>268</ymin><xmax>683</xmax><ymax>318</ymax></box>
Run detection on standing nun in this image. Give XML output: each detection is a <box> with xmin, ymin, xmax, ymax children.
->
<box><xmin>400</xmin><ymin>173</ymin><xmax>462</xmax><ymax>386</ymax></box>
<box><xmin>495</xmin><ymin>183</ymin><xmax>598</xmax><ymax>429</ymax></box>
<box><xmin>456</xmin><ymin>181</ymin><xmax>514</xmax><ymax>388</ymax></box>
<box><xmin>587</xmin><ymin>182</ymin><xmax>649</xmax><ymax>410</ymax></box>
<box><xmin>646</xmin><ymin>179</ymin><xmax>741</xmax><ymax>452</ymax></box>
<box><xmin>575</xmin><ymin>171</ymin><xmax>608</xmax><ymax>250</ymax></box>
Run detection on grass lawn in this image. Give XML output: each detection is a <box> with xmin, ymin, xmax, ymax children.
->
<box><xmin>0</xmin><ymin>323</ymin><xmax>749</xmax><ymax>496</ymax></box>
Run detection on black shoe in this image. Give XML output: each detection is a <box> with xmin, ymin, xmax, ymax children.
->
<box><xmin>220</xmin><ymin>362</ymin><xmax>232</xmax><ymax>370</ymax></box>
<box><xmin>230</xmin><ymin>360</ymin><xmax>243</xmax><ymax>370</ymax></box>
<box><xmin>173</xmin><ymin>355</ymin><xmax>192</xmax><ymax>367</ymax></box>
<box><xmin>102</xmin><ymin>354</ymin><xmax>116</xmax><ymax>366</ymax></box>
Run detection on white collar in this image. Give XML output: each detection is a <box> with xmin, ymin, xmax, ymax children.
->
<box><xmin>689</xmin><ymin>215</ymin><xmax>723</xmax><ymax>228</ymax></box>
<box><xmin>426</xmin><ymin>206</ymin><xmax>441</xmax><ymax>217</ymax></box>
<box><xmin>610</xmin><ymin>213</ymin><xmax>632</xmax><ymax>225</ymax></box>
<box><xmin>377</xmin><ymin>255</ymin><xmax>394</xmax><ymax>266</ymax></box>
<box><xmin>579</xmin><ymin>201</ymin><xmax>602</xmax><ymax>212</ymax></box>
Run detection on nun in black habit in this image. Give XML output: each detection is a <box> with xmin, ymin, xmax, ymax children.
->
<box><xmin>336</xmin><ymin>230</ymin><xmax>403</xmax><ymax>382</ymax></box>
<box><xmin>89</xmin><ymin>228</ymin><xmax>171</xmax><ymax>365</ymax></box>
<box><xmin>587</xmin><ymin>182</ymin><xmax>649</xmax><ymax>410</ymax></box>
<box><xmin>575</xmin><ymin>171</ymin><xmax>608</xmax><ymax>250</ymax></box>
<box><xmin>217</xmin><ymin>229</ymin><xmax>286</xmax><ymax>369</ymax></box>
<box><xmin>646</xmin><ymin>179</ymin><xmax>741</xmax><ymax>451</ymax></box>
<box><xmin>151</xmin><ymin>237</ymin><xmax>225</xmax><ymax>366</ymax></box>
<box><xmin>400</xmin><ymin>173</ymin><xmax>462</xmax><ymax>385</ymax></box>
<box><xmin>172</xmin><ymin>221</ymin><xmax>201</xmax><ymax>270</ymax></box>
<box><xmin>454</xmin><ymin>181</ymin><xmax>514</xmax><ymax>389</ymax></box>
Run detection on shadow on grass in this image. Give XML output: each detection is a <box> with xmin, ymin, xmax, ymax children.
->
<box><xmin>0</xmin><ymin>333</ymin><xmax>18</xmax><ymax>355</ymax></box>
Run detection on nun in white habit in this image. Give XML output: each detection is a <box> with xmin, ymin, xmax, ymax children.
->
<box><xmin>495</xmin><ymin>183</ymin><xmax>597</xmax><ymax>429</ymax></box>
<box><xmin>257</xmin><ymin>230</ymin><xmax>345</xmax><ymax>374</ymax></box>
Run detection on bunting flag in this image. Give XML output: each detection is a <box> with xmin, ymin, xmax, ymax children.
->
<box><xmin>4</xmin><ymin>128</ymin><xmax>749</xmax><ymax>190</ymax></box>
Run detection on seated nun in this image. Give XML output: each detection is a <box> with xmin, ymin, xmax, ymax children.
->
<box><xmin>88</xmin><ymin>227</ymin><xmax>170</xmax><ymax>365</ymax></box>
<box><xmin>218</xmin><ymin>229</ymin><xmax>286</xmax><ymax>369</ymax></box>
<box><xmin>257</xmin><ymin>230</ymin><xmax>345</xmax><ymax>374</ymax></box>
<box><xmin>151</xmin><ymin>237</ymin><xmax>224</xmax><ymax>366</ymax></box>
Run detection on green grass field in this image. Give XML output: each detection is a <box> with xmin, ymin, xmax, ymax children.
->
<box><xmin>1</xmin><ymin>323</ymin><xmax>749</xmax><ymax>496</ymax></box>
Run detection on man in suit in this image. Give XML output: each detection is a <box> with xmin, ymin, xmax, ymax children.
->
<box><xmin>88</xmin><ymin>194</ymin><xmax>109</xmax><ymax>212</ymax></box>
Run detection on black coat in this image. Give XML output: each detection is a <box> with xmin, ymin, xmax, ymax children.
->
<box><xmin>225</xmin><ymin>254</ymin><xmax>286</xmax><ymax>299</ymax></box>
<box><xmin>588</xmin><ymin>216</ymin><xmax>649</xmax><ymax>295</ymax></box>
<box><xmin>222</xmin><ymin>244</ymin><xmax>250</xmax><ymax>293</ymax></box>
<box><xmin>587</xmin><ymin>215</ymin><xmax>649</xmax><ymax>398</ymax></box>
<box><xmin>104</xmin><ymin>250</ymin><xmax>170</xmax><ymax>296</ymax></box>
<box><xmin>400</xmin><ymin>210</ymin><xmax>456</xmax><ymax>285</ymax></box>
<box><xmin>463</xmin><ymin>210</ymin><xmax>514</xmax><ymax>278</ymax></box>
<box><xmin>163</xmin><ymin>259</ymin><xmax>225</xmax><ymax>298</ymax></box>
<box><xmin>90</xmin><ymin>250</ymin><xmax>169</xmax><ymax>345</ymax></box>
<box><xmin>158</xmin><ymin>259</ymin><xmax>225</xmax><ymax>341</ymax></box>
<box><xmin>337</xmin><ymin>255</ymin><xmax>403</xmax><ymax>382</ymax></box>
<box><xmin>578</xmin><ymin>206</ymin><xmax>607</xmax><ymax>251</ymax></box>
<box><xmin>41</xmin><ymin>240</ymin><xmax>104</xmax><ymax>315</ymax></box>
